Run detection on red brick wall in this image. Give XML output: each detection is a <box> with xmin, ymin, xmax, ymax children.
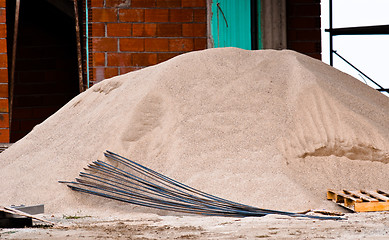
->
<box><xmin>286</xmin><ymin>0</ymin><xmax>321</xmax><ymax>60</ymax></box>
<box><xmin>89</xmin><ymin>0</ymin><xmax>207</xmax><ymax>84</ymax></box>
<box><xmin>0</xmin><ymin>0</ymin><xmax>9</xmax><ymax>143</ymax></box>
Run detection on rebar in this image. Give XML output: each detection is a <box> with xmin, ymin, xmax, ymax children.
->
<box><xmin>60</xmin><ymin>151</ymin><xmax>344</xmax><ymax>220</ymax></box>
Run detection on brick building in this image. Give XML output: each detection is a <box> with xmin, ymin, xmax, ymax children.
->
<box><xmin>0</xmin><ymin>0</ymin><xmax>321</xmax><ymax>143</ymax></box>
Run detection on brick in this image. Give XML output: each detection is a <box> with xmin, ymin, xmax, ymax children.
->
<box><xmin>92</xmin><ymin>38</ymin><xmax>118</xmax><ymax>52</ymax></box>
<box><xmin>169</xmin><ymin>38</ymin><xmax>193</xmax><ymax>51</ymax></box>
<box><xmin>288</xmin><ymin>41</ymin><xmax>320</xmax><ymax>53</ymax></box>
<box><xmin>0</xmin><ymin>24</ymin><xmax>6</xmax><ymax>38</ymax></box>
<box><xmin>307</xmin><ymin>53</ymin><xmax>321</xmax><ymax>60</ymax></box>
<box><xmin>107</xmin><ymin>52</ymin><xmax>132</xmax><ymax>66</ymax></box>
<box><xmin>21</xmin><ymin>71</ymin><xmax>44</xmax><ymax>83</ymax></box>
<box><xmin>193</xmin><ymin>9</ymin><xmax>206</xmax><ymax>22</ymax></box>
<box><xmin>157</xmin><ymin>24</ymin><xmax>181</xmax><ymax>37</ymax></box>
<box><xmin>0</xmin><ymin>83</ymin><xmax>7</xmax><ymax>97</ymax></box>
<box><xmin>0</xmin><ymin>9</ymin><xmax>5</xmax><ymax>23</ymax></box>
<box><xmin>91</xmin><ymin>0</ymin><xmax>104</xmax><ymax>7</ymax></box>
<box><xmin>32</xmin><ymin>107</ymin><xmax>57</xmax><ymax>118</ymax></box>
<box><xmin>288</xmin><ymin>0</ymin><xmax>320</xmax><ymax>3</ymax></box>
<box><xmin>170</xmin><ymin>9</ymin><xmax>193</xmax><ymax>22</ymax></box>
<box><xmin>133</xmin><ymin>24</ymin><xmax>157</xmax><ymax>37</ymax></box>
<box><xmin>11</xmin><ymin>131</ymin><xmax>25</xmax><ymax>143</ymax></box>
<box><xmin>145</xmin><ymin>9</ymin><xmax>169</xmax><ymax>23</ymax></box>
<box><xmin>0</xmin><ymin>69</ymin><xmax>7</xmax><ymax>83</ymax></box>
<box><xmin>93</xmin><ymin>52</ymin><xmax>105</xmax><ymax>66</ymax></box>
<box><xmin>182</xmin><ymin>0</ymin><xmax>205</xmax><ymax>7</ymax></box>
<box><xmin>288</xmin><ymin>29</ymin><xmax>321</xmax><ymax>41</ymax></box>
<box><xmin>14</xmin><ymin>83</ymin><xmax>58</xmax><ymax>95</ymax></box>
<box><xmin>0</xmin><ymin>42</ymin><xmax>5</xmax><ymax>56</ymax></box>
<box><xmin>0</xmin><ymin>128</ymin><xmax>9</xmax><ymax>143</ymax></box>
<box><xmin>156</xmin><ymin>0</ymin><xmax>181</xmax><ymax>8</ymax></box>
<box><xmin>157</xmin><ymin>53</ymin><xmax>180</xmax><ymax>63</ymax></box>
<box><xmin>92</xmin><ymin>9</ymin><xmax>117</xmax><ymax>22</ymax></box>
<box><xmin>10</xmin><ymin>118</ymin><xmax>20</xmax><ymax>131</ymax></box>
<box><xmin>106</xmin><ymin>0</ymin><xmax>130</xmax><ymax>7</ymax></box>
<box><xmin>120</xmin><ymin>38</ymin><xmax>145</xmax><ymax>51</ymax></box>
<box><xmin>0</xmin><ymin>0</ymin><xmax>5</xmax><ymax>8</ymax></box>
<box><xmin>288</xmin><ymin>17</ymin><xmax>320</xmax><ymax>29</ymax></box>
<box><xmin>132</xmin><ymin>53</ymin><xmax>157</xmax><ymax>66</ymax></box>
<box><xmin>119</xmin><ymin>9</ymin><xmax>144</xmax><ymax>22</ymax></box>
<box><xmin>145</xmin><ymin>38</ymin><xmax>169</xmax><ymax>52</ymax></box>
<box><xmin>19</xmin><ymin>119</ymin><xmax>42</xmax><ymax>131</ymax></box>
<box><xmin>0</xmin><ymin>113</ymin><xmax>9</xmax><ymax>128</ymax></box>
<box><xmin>94</xmin><ymin>67</ymin><xmax>105</xmax><ymax>82</ymax></box>
<box><xmin>131</xmin><ymin>0</ymin><xmax>156</xmax><ymax>8</ymax></box>
<box><xmin>107</xmin><ymin>23</ymin><xmax>132</xmax><ymax>37</ymax></box>
<box><xmin>297</xmin><ymin>29</ymin><xmax>321</xmax><ymax>41</ymax></box>
<box><xmin>120</xmin><ymin>67</ymin><xmax>139</xmax><ymax>74</ymax></box>
<box><xmin>0</xmin><ymin>98</ymin><xmax>8</xmax><ymax>112</ymax></box>
<box><xmin>92</xmin><ymin>23</ymin><xmax>105</xmax><ymax>37</ymax></box>
<box><xmin>105</xmin><ymin>68</ymin><xmax>119</xmax><ymax>79</ymax></box>
<box><xmin>194</xmin><ymin>38</ymin><xmax>207</xmax><ymax>50</ymax></box>
<box><xmin>0</xmin><ymin>54</ymin><xmax>7</xmax><ymax>67</ymax></box>
<box><xmin>182</xmin><ymin>23</ymin><xmax>206</xmax><ymax>37</ymax></box>
<box><xmin>14</xmin><ymin>95</ymin><xmax>41</xmax><ymax>107</ymax></box>
<box><xmin>12</xmin><ymin>108</ymin><xmax>32</xmax><ymax>119</ymax></box>
<box><xmin>290</xmin><ymin>4</ymin><xmax>320</xmax><ymax>17</ymax></box>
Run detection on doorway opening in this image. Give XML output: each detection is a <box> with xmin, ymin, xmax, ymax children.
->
<box><xmin>7</xmin><ymin>0</ymin><xmax>80</xmax><ymax>142</ymax></box>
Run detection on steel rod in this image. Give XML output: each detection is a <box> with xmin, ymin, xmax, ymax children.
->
<box><xmin>103</xmin><ymin>151</ymin><xmax>342</xmax><ymax>219</ymax></box>
<box><xmin>60</xmin><ymin>151</ymin><xmax>344</xmax><ymax>220</ymax></box>
<box><xmin>82</xmin><ymin>163</ymin><xmax>262</xmax><ymax>213</ymax></box>
<box><xmin>329</xmin><ymin>0</ymin><xmax>333</xmax><ymax>66</ymax></box>
<box><xmin>332</xmin><ymin>50</ymin><xmax>386</xmax><ymax>91</ymax></box>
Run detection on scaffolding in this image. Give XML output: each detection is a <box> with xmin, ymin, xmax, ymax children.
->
<box><xmin>325</xmin><ymin>0</ymin><xmax>389</xmax><ymax>93</ymax></box>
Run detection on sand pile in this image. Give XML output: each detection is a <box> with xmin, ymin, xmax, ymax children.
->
<box><xmin>0</xmin><ymin>48</ymin><xmax>388</xmax><ymax>215</ymax></box>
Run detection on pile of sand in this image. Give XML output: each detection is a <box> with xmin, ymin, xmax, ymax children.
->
<box><xmin>0</xmin><ymin>48</ymin><xmax>388</xmax><ymax>215</ymax></box>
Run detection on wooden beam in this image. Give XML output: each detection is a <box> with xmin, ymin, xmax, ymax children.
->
<box><xmin>260</xmin><ymin>0</ymin><xmax>287</xmax><ymax>49</ymax></box>
<box><xmin>73</xmin><ymin>0</ymin><xmax>84</xmax><ymax>92</ymax></box>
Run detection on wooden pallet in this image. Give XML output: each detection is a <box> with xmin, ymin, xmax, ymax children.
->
<box><xmin>327</xmin><ymin>189</ymin><xmax>389</xmax><ymax>212</ymax></box>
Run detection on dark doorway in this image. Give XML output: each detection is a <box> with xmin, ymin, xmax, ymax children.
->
<box><xmin>7</xmin><ymin>0</ymin><xmax>79</xmax><ymax>142</ymax></box>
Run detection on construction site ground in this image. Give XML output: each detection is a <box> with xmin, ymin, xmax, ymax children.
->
<box><xmin>1</xmin><ymin>212</ymin><xmax>389</xmax><ymax>239</ymax></box>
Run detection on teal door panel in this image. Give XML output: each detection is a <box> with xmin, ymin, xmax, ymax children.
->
<box><xmin>211</xmin><ymin>0</ymin><xmax>261</xmax><ymax>50</ymax></box>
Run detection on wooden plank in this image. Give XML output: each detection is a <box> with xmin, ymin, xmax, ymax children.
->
<box><xmin>333</xmin><ymin>190</ymin><xmax>361</xmax><ymax>202</ymax></box>
<box><xmin>345</xmin><ymin>190</ymin><xmax>378</xmax><ymax>202</ymax></box>
<box><xmin>0</xmin><ymin>206</ymin><xmax>54</xmax><ymax>225</ymax></box>
<box><xmin>344</xmin><ymin>197</ymin><xmax>356</xmax><ymax>209</ymax></box>
<box><xmin>377</xmin><ymin>190</ymin><xmax>389</xmax><ymax>197</ymax></box>
<box><xmin>328</xmin><ymin>190</ymin><xmax>348</xmax><ymax>202</ymax></box>
<box><xmin>354</xmin><ymin>202</ymin><xmax>389</xmax><ymax>212</ymax></box>
<box><xmin>327</xmin><ymin>189</ymin><xmax>336</xmax><ymax>200</ymax></box>
<box><xmin>361</xmin><ymin>190</ymin><xmax>389</xmax><ymax>202</ymax></box>
<box><xmin>73</xmin><ymin>0</ymin><xmax>84</xmax><ymax>92</ymax></box>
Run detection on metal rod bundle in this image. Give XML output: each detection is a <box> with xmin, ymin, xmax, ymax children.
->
<box><xmin>60</xmin><ymin>151</ymin><xmax>343</xmax><ymax>220</ymax></box>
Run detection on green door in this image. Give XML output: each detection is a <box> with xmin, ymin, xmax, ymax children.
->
<box><xmin>211</xmin><ymin>0</ymin><xmax>262</xmax><ymax>50</ymax></box>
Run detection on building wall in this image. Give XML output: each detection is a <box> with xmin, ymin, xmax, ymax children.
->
<box><xmin>286</xmin><ymin>0</ymin><xmax>321</xmax><ymax>59</ymax></box>
<box><xmin>0</xmin><ymin>0</ymin><xmax>322</xmax><ymax>143</ymax></box>
<box><xmin>0</xmin><ymin>0</ymin><xmax>9</xmax><ymax>143</ymax></box>
<box><xmin>89</xmin><ymin>0</ymin><xmax>208</xmax><ymax>84</ymax></box>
